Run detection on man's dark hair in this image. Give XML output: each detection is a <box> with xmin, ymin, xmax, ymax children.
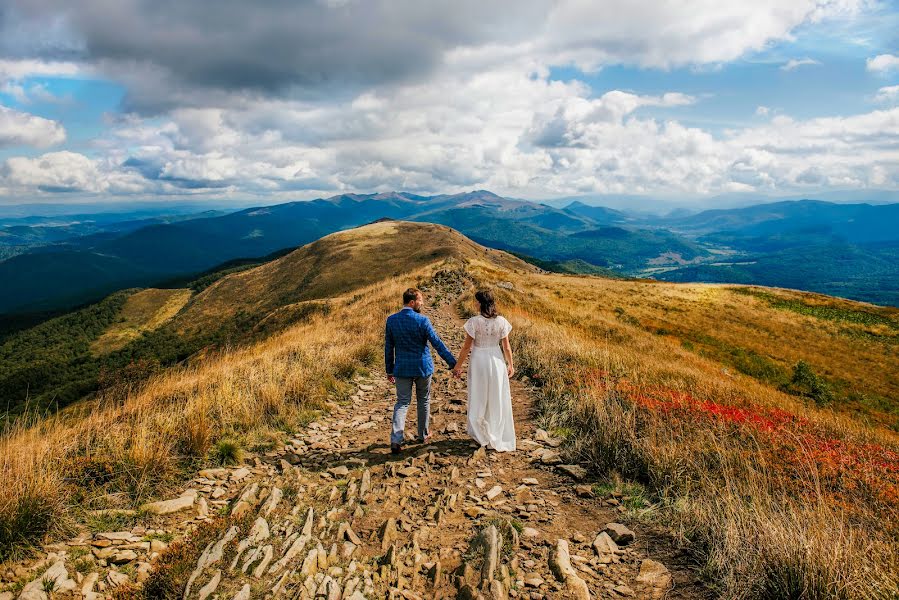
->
<box><xmin>403</xmin><ymin>288</ymin><xmax>422</xmax><ymax>305</ymax></box>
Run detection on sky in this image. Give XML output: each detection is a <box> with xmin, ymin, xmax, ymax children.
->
<box><xmin>0</xmin><ymin>0</ymin><xmax>897</xmax><ymax>206</ymax></box>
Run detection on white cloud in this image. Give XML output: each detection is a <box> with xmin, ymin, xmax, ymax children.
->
<box><xmin>0</xmin><ymin>105</ymin><xmax>66</xmax><ymax>147</ymax></box>
<box><xmin>874</xmin><ymin>85</ymin><xmax>899</xmax><ymax>104</ymax></box>
<box><xmin>866</xmin><ymin>53</ymin><xmax>899</xmax><ymax>73</ymax></box>
<box><xmin>1</xmin><ymin>150</ymin><xmax>174</xmax><ymax>194</ymax></box>
<box><xmin>0</xmin><ymin>0</ymin><xmax>894</xmax><ymax>200</ymax></box>
<box><xmin>52</xmin><ymin>63</ymin><xmax>892</xmax><ymax>199</ymax></box>
<box><xmin>781</xmin><ymin>57</ymin><xmax>821</xmax><ymax>71</ymax></box>
<box><xmin>0</xmin><ymin>59</ymin><xmax>82</xmax><ymax>83</ymax></box>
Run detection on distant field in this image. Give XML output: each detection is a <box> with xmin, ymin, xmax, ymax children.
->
<box><xmin>91</xmin><ymin>288</ymin><xmax>192</xmax><ymax>354</ymax></box>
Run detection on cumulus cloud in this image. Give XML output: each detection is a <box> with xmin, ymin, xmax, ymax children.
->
<box><xmin>866</xmin><ymin>53</ymin><xmax>899</xmax><ymax>73</ymax></box>
<box><xmin>1</xmin><ymin>0</ymin><xmax>869</xmax><ymax>112</ymax></box>
<box><xmin>781</xmin><ymin>57</ymin><xmax>820</xmax><ymax>71</ymax></box>
<box><xmin>0</xmin><ymin>104</ymin><xmax>65</xmax><ymax>147</ymax></box>
<box><xmin>0</xmin><ymin>0</ymin><xmax>894</xmax><ymax>199</ymax></box>
<box><xmin>874</xmin><ymin>85</ymin><xmax>899</xmax><ymax>104</ymax></box>
<box><xmin>0</xmin><ymin>59</ymin><xmax>81</xmax><ymax>82</ymax></box>
<box><xmin>1</xmin><ymin>150</ymin><xmax>184</xmax><ymax>194</ymax></box>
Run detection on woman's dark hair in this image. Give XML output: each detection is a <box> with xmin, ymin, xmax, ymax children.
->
<box><xmin>475</xmin><ymin>290</ymin><xmax>497</xmax><ymax>318</ymax></box>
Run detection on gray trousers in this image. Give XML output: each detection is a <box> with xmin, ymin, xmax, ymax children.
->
<box><xmin>391</xmin><ymin>375</ymin><xmax>431</xmax><ymax>445</ymax></box>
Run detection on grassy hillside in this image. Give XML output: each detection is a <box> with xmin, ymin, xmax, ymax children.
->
<box><xmin>0</xmin><ymin>221</ymin><xmax>529</xmax><ymax>422</ymax></box>
<box><xmin>473</xmin><ymin>265</ymin><xmax>898</xmax><ymax>598</ymax></box>
<box><xmin>1</xmin><ymin>222</ymin><xmax>895</xmax><ymax>598</ymax></box>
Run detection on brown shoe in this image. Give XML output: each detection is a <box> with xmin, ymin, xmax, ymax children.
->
<box><xmin>391</xmin><ymin>443</ymin><xmax>402</xmax><ymax>454</ymax></box>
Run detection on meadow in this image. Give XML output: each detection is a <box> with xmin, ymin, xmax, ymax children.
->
<box><xmin>473</xmin><ymin>264</ymin><xmax>899</xmax><ymax>599</ymax></box>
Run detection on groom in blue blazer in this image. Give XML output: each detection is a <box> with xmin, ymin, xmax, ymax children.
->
<box><xmin>385</xmin><ymin>287</ymin><xmax>457</xmax><ymax>453</ymax></box>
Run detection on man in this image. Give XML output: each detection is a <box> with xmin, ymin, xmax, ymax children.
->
<box><xmin>385</xmin><ymin>287</ymin><xmax>457</xmax><ymax>454</ymax></box>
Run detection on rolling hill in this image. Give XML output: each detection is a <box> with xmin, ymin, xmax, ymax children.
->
<box><xmin>0</xmin><ymin>191</ymin><xmax>705</xmax><ymax>315</ymax></box>
<box><xmin>0</xmin><ymin>221</ymin><xmax>895</xmax><ymax>599</ymax></box>
<box><xmin>2</xmin><ymin>193</ymin><xmax>897</xmax><ymax>320</ymax></box>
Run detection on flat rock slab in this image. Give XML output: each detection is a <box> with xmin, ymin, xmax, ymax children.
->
<box><xmin>142</xmin><ymin>494</ymin><xmax>195</xmax><ymax>515</ymax></box>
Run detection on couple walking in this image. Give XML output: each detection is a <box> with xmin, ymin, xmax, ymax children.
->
<box><xmin>384</xmin><ymin>287</ymin><xmax>516</xmax><ymax>454</ymax></box>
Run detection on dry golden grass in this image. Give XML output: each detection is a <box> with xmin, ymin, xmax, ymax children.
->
<box><xmin>517</xmin><ymin>275</ymin><xmax>899</xmax><ymax>429</ymax></box>
<box><xmin>90</xmin><ymin>288</ymin><xmax>192</xmax><ymax>354</ymax></box>
<box><xmin>174</xmin><ymin>221</ymin><xmax>525</xmax><ymax>333</ymax></box>
<box><xmin>466</xmin><ymin>263</ymin><xmax>899</xmax><ymax>599</ymax></box>
<box><xmin>0</xmin><ymin>262</ymin><xmax>440</xmax><ymax>560</ymax></box>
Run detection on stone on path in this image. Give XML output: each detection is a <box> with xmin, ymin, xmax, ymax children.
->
<box><xmin>359</xmin><ymin>469</ymin><xmax>371</xmax><ymax>496</ymax></box>
<box><xmin>575</xmin><ymin>484</ymin><xmax>594</xmax><ymax>497</ymax></box>
<box><xmin>232</xmin><ymin>584</ymin><xmax>251</xmax><ymax>600</ymax></box>
<box><xmin>197</xmin><ymin>569</ymin><xmax>221</xmax><ymax>600</ymax></box>
<box><xmin>539</xmin><ymin>450</ymin><xmax>562</xmax><ymax>465</ymax></box>
<box><xmin>80</xmin><ymin>572</ymin><xmax>99</xmax><ymax>596</ymax></box>
<box><xmin>141</xmin><ymin>493</ymin><xmax>195</xmax><ymax>515</ymax></box>
<box><xmin>548</xmin><ymin>539</ymin><xmax>591</xmax><ymax>600</ymax></box>
<box><xmin>184</xmin><ymin>526</ymin><xmax>239</xmax><ymax>598</ymax></box>
<box><xmin>252</xmin><ymin>545</ymin><xmax>274</xmax><ymax>578</ymax></box>
<box><xmin>603</xmin><ymin>522</ymin><xmax>635</xmax><ymax>545</ymax></box>
<box><xmin>261</xmin><ymin>486</ymin><xmax>283</xmax><ymax>516</ymax></box>
<box><xmin>105</xmin><ymin>571</ymin><xmax>129</xmax><ymax>588</ymax></box>
<box><xmin>635</xmin><ymin>558</ymin><xmax>672</xmax><ymax>597</ymax></box>
<box><xmin>591</xmin><ymin>531</ymin><xmax>619</xmax><ymax>564</ymax></box>
<box><xmin>19</xmin><ymin>561</ymin><xmax>77</xmax><ymax>600</ymax></box>
<box><xmin>535</xmin><ymin>428</ymin><xmax>562</xmax><ymax>447</ymax></box>
<box><xmin>379</xmin><ymin>517</ymin><xmax>398</xmax><ymax>551</ymax></box>
<box><xmin>486</xmin><ymin>485</ymin><xmax>503</xmax><ymax>501</ymax></box>
<box><xmin>481</xmin><ymin>525</ymin><xmax>500</xmax><ymax>583</ymax></box>
<box><xmin>328</xmin><ymin>465</ymin><xmax>349</xmax><ymax>477</ymax></box>
<box><xmin>557</xmin><ymin>464</ymin><xmax>587</xmax><ymax>480</ymax></box>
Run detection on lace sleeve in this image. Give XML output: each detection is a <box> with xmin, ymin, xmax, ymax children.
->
<box><xmin>464</xmin><ymin>317</ymin><xmax>477</xmax><ymax>339</ymax></box>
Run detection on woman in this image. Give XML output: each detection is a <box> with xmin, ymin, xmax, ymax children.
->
<box><xmin>452</xmin><ymin>290</ymin><xmax>516</xmax><ymax>452</ymax></box>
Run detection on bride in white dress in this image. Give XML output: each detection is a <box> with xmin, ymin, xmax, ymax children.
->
<box><xmin>451</xmin><ymin>290</ymin><xmax>516</xmax><ymax>452</ymax></box>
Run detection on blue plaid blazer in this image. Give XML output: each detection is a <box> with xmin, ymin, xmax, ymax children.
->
<box><xmin>385</xmin><ymin>307</ymin><xmax>456</xmax><ymax>377</ymax></box>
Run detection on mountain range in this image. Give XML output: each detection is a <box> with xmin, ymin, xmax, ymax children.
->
<box><xmin>1</xmin><ymin>191</ymin><xmax>897</xmax><ymax>316</ymax></box>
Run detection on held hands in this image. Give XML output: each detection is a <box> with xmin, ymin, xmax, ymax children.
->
<box><xmin>451</xmin><ymin>366</ymin><xmax>463</xmax><ymax>379</ymax></box>
<box><xmin>387</xmin><ymin>374</ymin><xmax>395</xmax><ymax>384</ymax></box>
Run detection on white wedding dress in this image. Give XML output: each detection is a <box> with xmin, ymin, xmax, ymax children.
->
<box><xmin>464</xmin><ymin>315</ymin><xmax>516</xmax><ymax>452</ymax></box>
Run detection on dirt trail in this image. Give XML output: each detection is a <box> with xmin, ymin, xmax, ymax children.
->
<box><xmin>5</xmin><ymin>291</ymin><xmax>709</xmax><ymax>600</ymax></box>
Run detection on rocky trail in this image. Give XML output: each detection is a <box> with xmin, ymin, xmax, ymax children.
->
<box><xmin>3</xmin><ymin>289</ymin><xmax>708</xmax><ymax>600</ymax></box>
